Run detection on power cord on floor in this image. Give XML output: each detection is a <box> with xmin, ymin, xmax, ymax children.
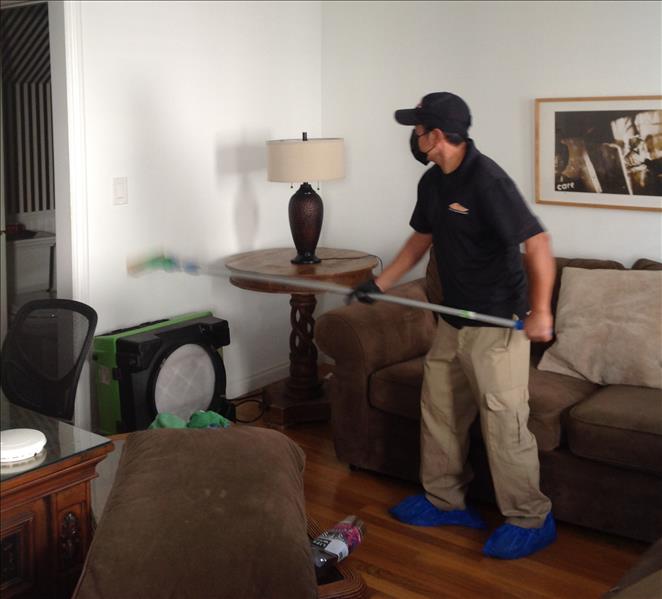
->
<box><xmin>227</xmin><ymin>391</ymin><xmax>266</xmax><ymax>424</ymax></box>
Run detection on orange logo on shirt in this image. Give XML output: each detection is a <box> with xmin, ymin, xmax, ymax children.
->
<box><xmin>449</xmin><ymin>202</ymin><xmax>469</xmax><ymax>214</ymax></box>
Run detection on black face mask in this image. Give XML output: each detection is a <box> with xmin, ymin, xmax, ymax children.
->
<box><xmin>409</xmin><ymin>129</ymin><xmax>430</xmax><ymax>165</ymax></box>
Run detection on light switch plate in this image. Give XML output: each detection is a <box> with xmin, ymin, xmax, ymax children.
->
<box><xmin>113</xmin><ymin>177</ymin><xmax>128</xmax><ymax>205</ymax></box>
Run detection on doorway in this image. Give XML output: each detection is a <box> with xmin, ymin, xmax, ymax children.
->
<box><xmin>1</xmin><ymin>0</ymin><xmax>90</xmax><ymax>426</ymax></box>
<box><xmin>1</xmin><ymin>0</ymin><xmax>57</xmax><ymax>337</ymax></box>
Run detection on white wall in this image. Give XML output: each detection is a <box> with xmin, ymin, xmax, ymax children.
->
<box><xmin>319</xmin><ymin>0</ymin><xmax>662</xmax><ymax>294</ymax></box>
<box><xmin>75</xmin><ymin>0</ymin><xmax>322</xmax><ymax>425</ymax></box>
<box><xmin>65</xmin><ymin>0</ymin><xmax>661</xmax><ymax>426</ymax></box>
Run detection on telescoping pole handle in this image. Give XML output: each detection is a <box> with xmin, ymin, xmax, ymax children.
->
<box><xmin>128</xmin><ymin>254</ymin><xmax>525</xmax><ymax>330</ymax></box>
<box><xmin>362</xmin><ymin>292</ymin><xmax>525</xmax><ymax>330</ymax></box>
<box><xmin>225</xmin><ymin>269</ymin><xmax>524</xmax><ymax>329</ymax></box>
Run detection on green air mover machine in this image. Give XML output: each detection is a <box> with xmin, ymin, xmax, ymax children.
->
<box><xmin>93</xmin><ymin>311</ymin><xmax>231</xmax><ymax>435</ymax></box>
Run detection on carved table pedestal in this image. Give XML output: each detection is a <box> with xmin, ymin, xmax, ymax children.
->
<box><xmin>226</xmin><ymin>248</ymin><xmax>378</xmax><ymax>428</ymax></box>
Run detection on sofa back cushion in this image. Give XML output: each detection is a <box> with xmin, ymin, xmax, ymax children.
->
<box><xmin>632</xmin><ymin>258</ymin><xmax>662</xmax><ymax>271</ymax></box>
<box><xmin>550</xmin><ymin>258</ymin><xmax>625</xmax><ymax>310</ymax></box>
<box><xmin>538</xmin><ymin>267</ymin><xmax>662</xmax><ymax>388</ymax></box>
<box><xmin>531</xmin><ymin>257</ymin><xmax>625</xmax><ymax>363</ymax></box>
<box><xmin>426</xmin><ymin>253</ymin><xmax>625</xmax><ymax>321</ymax></box>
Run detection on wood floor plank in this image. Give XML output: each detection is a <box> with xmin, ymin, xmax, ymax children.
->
<box><xmin>235</xmin><ymin>403</ymin><xmax>648</xmax><ymax>598</ymax></box>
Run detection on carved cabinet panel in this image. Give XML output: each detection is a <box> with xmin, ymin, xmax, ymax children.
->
<box><xmin>0</xmin><ymin>499</ymin><xmax>48</xmax><ymax>598</ymax></box>
<box><xmin>54</xmin><ymin>483</ymin><xmax>91</xmax><ymax>598</ymax></box>
<box><xmin>1</xmin><ymin>482</ymin><xmax>92</xmax><ymax>599</ymax></box>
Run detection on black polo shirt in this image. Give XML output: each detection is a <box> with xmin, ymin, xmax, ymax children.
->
<box><xmin>410</xmin><ymin>139</ymin><xmax>544</xmax><ymax>328</ymax></box>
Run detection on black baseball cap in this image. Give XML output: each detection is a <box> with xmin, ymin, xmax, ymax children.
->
<box><xmin>394</xmin><ymin>92</ymin><xmax>471</xmax><ymax>138</ymax></box>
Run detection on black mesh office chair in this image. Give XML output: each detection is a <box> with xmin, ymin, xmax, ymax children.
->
<box><xmin>1</xmin><ymin>299</ymin><xmax>98</xmax><ymax>422</ymax></box>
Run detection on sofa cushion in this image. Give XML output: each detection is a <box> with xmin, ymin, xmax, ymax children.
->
<box><xmin>74</xmin><ymin>427</ymin><xmax>317</xmax><ymax>599</ymax></box>
<box><xmin>553</xmin><ymin>258</ymin><xmax>625</xmax><ymax>308</ymax></box>
<box><xmin>539</xmin><ymin>267</ymin><xmax>662</xmax><ymax>389</ymax></box>
<box><xmin>528</xmin><ymin>367</ymin><xmax>600</xmax><ymax>451</ymax></box>
<box><xmin>369</xmin><ymin>357</ymin><xmax>424</xmax><ymax>421</ymax></box>
<box><xmin>567</xmin><ymin>386</ymin><xmax>662</xmax><ymax>475</ymax></box>
<box><xmin>368</xmin><ymin>358</ymin><xmax>601</xmax><ymax>451</ymax></box>
<box><xmin>369</xmin><ymin>360</ymin><xmax>600</xmax><ymax>454</ymax></box>
<box><xmin>632</xmin><ymin>257</ymin><xmax>662</xmax><ymax>271</ymax></box>
<box><xmin>531</xmin><ymin>257</ymin><xmax>624</xmax><ymax>363</ymax></box>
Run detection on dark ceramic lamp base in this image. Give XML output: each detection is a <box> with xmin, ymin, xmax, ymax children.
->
<box><xmin>289</xmin><ymin>182</ymin><xmax>323</xmax><ymax>265</ymax></box>
<box><xmin>291</xmin><ymin>253</ymin><xmax>321</xmax><ymax>265</ymax></box>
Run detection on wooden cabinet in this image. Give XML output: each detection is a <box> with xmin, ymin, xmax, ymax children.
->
<box><xmin>1</xmin><ymin>400</ymin><xmax>112</xmax><ymax>599</ymax></box>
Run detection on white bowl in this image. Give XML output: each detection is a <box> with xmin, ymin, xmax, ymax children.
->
<box><xmin>1</xmin><ymin>428</ymin><xmax>48</xmax><ymax>463</ymax></box>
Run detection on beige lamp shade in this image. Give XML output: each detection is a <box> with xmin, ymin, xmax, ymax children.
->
<box><xmin>267</xmin><ymin>137</ymin><xmax>344</xmax><ymax>183</ymax></box>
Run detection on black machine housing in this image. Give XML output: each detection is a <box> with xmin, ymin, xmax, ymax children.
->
<box><xmin>112</xmin><ymin>315</ymin><xmax>232</xmax><ymax>432</ymax></box>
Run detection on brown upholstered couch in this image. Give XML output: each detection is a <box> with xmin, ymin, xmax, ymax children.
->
<box><xmin>74</xmin><ymin>427</ymin><xmax>319</xmax><ymax>599</ymax></box>
<box><xmin>315</xmin><ymin>252</ymin><xmax>662</xmax><ymax>543</ymax></box>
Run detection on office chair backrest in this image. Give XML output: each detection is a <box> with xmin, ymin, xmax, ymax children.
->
<box><xmin>1</xmin><ymin>299</ymin><xmax>98</xmax><ymax>422</ymax></box>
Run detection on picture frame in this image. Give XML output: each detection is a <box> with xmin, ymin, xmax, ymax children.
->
<box><xmin>535</xmin><ymin>96</ymin><xmax>662</xmax><ymax>211</ymax></box>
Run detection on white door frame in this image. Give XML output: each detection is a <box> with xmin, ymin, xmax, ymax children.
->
<box><xmin>50</xmin><ymin>0</ymin><xmax>89</xmax><ymax>304</ymax></box>
<box><xmin>0</xmin><ymin>59</ymin><xmax>7</xmax><ymax>345</ymax></box>
<box><xmin>49</xmin><ymin>0</ymin><xmax>92</xmax><ymax>427</ymax></box>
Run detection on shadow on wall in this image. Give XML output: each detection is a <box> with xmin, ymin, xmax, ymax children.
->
<box><xmin>213</xmin><ymin>132</ymin><xmax>292</xmax><ymax>398</ymax></box>
<box><xmin>215</xmin><ymin>131</ymin><xmax>268</xmax><ymax>251</ymax></box>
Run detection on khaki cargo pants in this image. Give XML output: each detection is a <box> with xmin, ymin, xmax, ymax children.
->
<box><xmin>420</xmin><ymin>317</ymin><xmax>552</xmax><ymax>528</ymax></box>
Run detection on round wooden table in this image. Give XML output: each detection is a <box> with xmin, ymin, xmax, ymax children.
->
<box><xmin>225</xmin><ymin>247</ymin><xmax>379</xmax><ymax>427</ymax></box>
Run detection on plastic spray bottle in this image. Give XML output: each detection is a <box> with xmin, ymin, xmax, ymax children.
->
<box><xmin>310</xmin><ymin>515</ymin><xmax>365</xmax><ymax>582</ymax></box>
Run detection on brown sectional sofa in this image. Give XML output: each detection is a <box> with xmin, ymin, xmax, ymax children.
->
<box><xmin>315</xmin><ymin>252</ymin><xmax>662</xmax><ymax>542</ymax></box>
<box><xmin>74</xmin><ymin>427</ymin><xmax>319</xmax><ymax>599</ymax></box>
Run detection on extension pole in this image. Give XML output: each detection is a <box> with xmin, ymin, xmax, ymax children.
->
<box><xmin>130</xmin><ymin>255</ymin><xmax>524</xmax><ymax>330</ymax></box>
<box><xmin>224</xmin><ymin>268</ymin><xmax>523</xmax><ymax>330</ymax></box>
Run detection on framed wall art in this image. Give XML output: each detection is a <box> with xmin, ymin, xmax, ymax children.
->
<box><xmin>535</xmin><ymin>96</ymin><xmax>662</xmax><ymax>211</ymax></box>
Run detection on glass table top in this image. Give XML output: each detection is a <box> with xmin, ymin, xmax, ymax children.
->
<box><xmin>1</xmin><ymin>395</ymin><xmax>111</xmax><ymax>482</ymax></box>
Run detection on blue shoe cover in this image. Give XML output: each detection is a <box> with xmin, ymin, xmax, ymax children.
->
<box><xmin>389</xmin><ymin>494</ymin><xmax>487</xmax><ymax>528</ymax></box>
<box><xmin>483</xmin><ymin>513</ymin><xmax>556</xmax><ymax>559</ymax></box>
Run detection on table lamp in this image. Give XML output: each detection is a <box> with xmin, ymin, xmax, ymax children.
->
<box><xmin>267</xmin><ymin>133</ymin><xmax>344</xmax><ymax>264</ymax></box>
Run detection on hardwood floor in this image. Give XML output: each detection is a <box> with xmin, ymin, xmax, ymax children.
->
<box><xmin>236</xmin><ymin>401</ymin><xmax>648</xmax><ymax>599</ymax></box>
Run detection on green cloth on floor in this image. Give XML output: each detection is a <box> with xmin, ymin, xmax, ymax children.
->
<box><xmin>149</xmin><ymin>413</ymin><xmax>187</xmax><ymax>429</ymax></box>
<box><xmin>187</xmin><ymin>410</ymin><xmax>232</xmax><ymax>429</ymax></box>
<box><xmin>149</xmin><ymin>410</ymin><xmax>232</xmax><ymax>430</ymax></box>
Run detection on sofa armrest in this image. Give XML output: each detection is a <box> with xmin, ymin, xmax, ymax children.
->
<box><xmin>316</xmin><ymin>278</ymin><xmax>436</xmax><ymax>377</ymax></box>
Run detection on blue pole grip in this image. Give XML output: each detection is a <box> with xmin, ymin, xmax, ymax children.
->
<box><xmin>514</xmin><ymin>319</ymin><xmax>525</xmax><ymax>330</ymax></box>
